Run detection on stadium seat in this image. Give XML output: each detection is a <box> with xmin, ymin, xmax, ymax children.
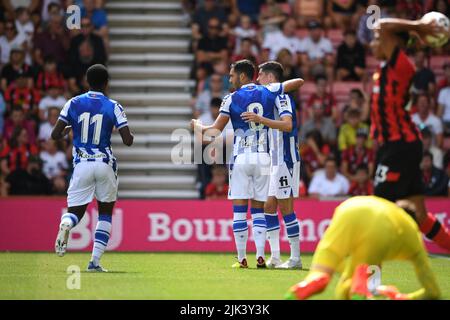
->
<box><xmin>443</xmin><ymin>137</ymin><xmax>450</xmax><ymax>151</ymax></box>
<box><xmin>332</xmin><ymin>81</ymin><xmax>364</xmax><ymax>100</ymax></box>
<box><xmin>430</xmin><ymin>55</ymin><xmax>449</xmax><ymax>79</ymax></box>
<box><xmin>366</xmin><ymin>56</ymin><xmax>379</xmax><ymax>74</ymax></box>
<box><xmin>326</xmin><ymin>29</ymin><xmax>344</xmax><ymax>49</ymax></box>
<box><xmin>298</xmin><ymin>81</ymin><xmax>316</xmax><ymax>103</ymax></box>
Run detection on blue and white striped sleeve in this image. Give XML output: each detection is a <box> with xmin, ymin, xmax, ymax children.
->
<box><xmin>219</xmin><ymin>94</ymin><xmax>232</xmax><ymax>117</ymax></box>
<box><xmin>58</xmin><ymin>100</ymin><xmax>71</xmax><ymax>124</ymax></box>
<box><xmin>275</xmin><ymin>94</ymin><xmax>293</xmax><ymax>118</ymax></box>
<box><xmin>114</xmin><ymin>103</ymin><xmax>128</xmax><ymax>129</ymax></box>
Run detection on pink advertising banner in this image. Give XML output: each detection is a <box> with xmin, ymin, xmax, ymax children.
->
<box><xmin>0</xmin><ymin>197</ymin><xmax>448</xmax><ymax>254</ymax></box>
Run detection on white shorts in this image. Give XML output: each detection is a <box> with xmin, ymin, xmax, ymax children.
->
<box><xmin>228</xmin><ymin>152</ymin><xmax>271</xmax><ymax>202</ymax></box>
<box><xmin>67</xmin><ymin>161</ymin><xmax>118</xmax><ymax>207</ymax></box>
<box><xmin>268</xmin><ymin>161</ymin><xmax>300</xmax><ymax>199</ymax></box>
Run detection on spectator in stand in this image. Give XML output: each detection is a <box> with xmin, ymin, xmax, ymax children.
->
<box><xmin>193</xmin><ymin>73</ymin><xmax>228</xmax><ymax>118</ymax></box>
<box><xmin>205</xmin><ymin>165</ymin><xmax>229</xmax><ymax>200</ymax></box>
<box><xmin>300</xmin><ymin>100</ymin><xmax>337</xmax><ymax>145</ymax></box>
<box><xmin>0</xmin><ymin>20</ymin><xmax>27</xmax><ymax>65</ymax></box>
<box><xmin>437</xmin><ymin>76</ymin><xmax>450</xmax><ymax>136</ymax></box>
<box><xmin>0</xmin><ymin>45</ymin><xmax>33</xmax><ymax>91</ymax></box>
<box><xmin>230</xmin><ymin>15</ymin><xmax>257</xmax><ymax>55</ymax></box>
<box><xmin>38</xmin><ymin>84</ymin><xmax>66</xmax><ymax>121</ymax></box>
<box><xmin>421</xmin><ymin>151</ymin><xmax>448</xmax><ymax>196</ymax></box>
<box><xmin>0</xmin><ymin>93</ymin><xmax>5</xmax><ymax>134</ymax></box>
<box><xmin>276</xmin><ymin>48</ymin><xmax>301</xmax><ymax>81</ymax></box>
<box><xmin>192</xmin><ymin>0</ymin><xmax>228</xmax><ymax>43</ymax></box>
<box><xmin>308</xmin><ymin>156</ymin><xmax>350</xmax><ymax>197</ymax></box>
<box><xmin>2</xmin><ymin>106</ymin><xmax>36</xmax><ymax>145</ymax></box>
<box><xmin>336</xmin><ymin>30</ymin><xmax>366</xmax><ymax>81</ymax></box>
<box><xmin>412</xmin><ymin>49</ymin><xmax>436</xmax><ymax>96</ymax></box>
<box><xmin>40</xmin><ymin>139</ymin><xmax>68</xmax><ymax>194</ymax></box>
<box><xmin>0</xmin><ymin>126</ymin><xmax>38</xmax><ymax>178</ymax></box>
<box><xmin>299</xmin><ymin>20</ymin><xmax>334</xmax><ymax>80</ymax></box>
<box><xmin>295</xmin><ymin>0</ymin><xmax>324</xmax><ymax>28</ymax></box>
<box><xmin>429</xmin><ymin>0</ymin><xmax>450</xmax><ymax>21</ymax></box>
<box><xmin>235</xmin><ymin>0</ymin><xmax>265</xmax><ymax>23</ymax></box>
<box><xmin>68</xmin><ymin>17</ymin><xmax>107</xmax><ymax>90</ymax></box>
<box><xmin>411</xmin><ymin>93</ymin><xmax>443</xmax><ymax>148</ymax></box>
<box><xmin>421</xmin><ymin>127</ymin><xmax>443</xmax><ymax>169</ymax></box>
<box><xmin>5</xmin><ymin>155</ymin><xmax>52</xmax><ymax>195</ymax></box>
<box><xmin>262</xmin><ymin>17</ymin><xmax>302</xmax><ymax>64</ymax></box>
<box><xmin>436</xmin><ymin>62</ymin><xmax>450</xmax><ymax>93</ymax></box>
<box><xmin>193</xmin><ymin>62</ymin><xmax>214</xmax><ymax>97</ymax></box>
<box><xmin>14</xmin><ymin>7</ymin><xmax>34</xmax><ymax>62</ymax></box>
<box><xmin>196</xmin><ymin>17</ymin><xmax>228</xmax><ymax>65</ymax></box>
<box><xmin>338</xmin><ymin>109</ymin><xmax>372</xmax><ymax>151</ymax></box>
<box><xmin>341</xmin><ymin>128</ymin><xmax>375</xmax><ymax>182</ymax></box>
<box><xmin>300</xmin><ymin>129</ymin><xmax>331</xmax><ymax>183</ymax></box>
<box><xmin>231</xmin><ymin>37</ymin><xmax>258</xmax><ymax>65</ymax></box>
<box><xmin>348</xmin><ymin>164</ymin><xmax>374</xmax><ymax>196</ymax></box>
<box><xmin>304</xmin><ymin>76</ymin><xmax>337</xmax><ymax>124</ymax></box>
<box><xmin>258</xmin><ymin>0</ymin><xmax>287</xmax><ymax>37</ymax></box>
<box><xmin>38</xmin><ymin>106</ymin><xmax>59</xmax><ymax>144</ymax></box>
<box><xmin>341</xmin><ymin>88</ymin><xmax>370</xmax><ymax>123</ymax></box>
<box><xmin>40</xmin><ymin>0</ymin><xmax>64</xmax><ymax>25</ymax></box>
<box><xmin>326</xmin><ymin>0</ymin><xmax>364</xmax><ymax>29</ymax></box>
<box><xmin>81</xmin><ymin>0</ymin><xmax>109</xmax><ymax>49</ymax></box>
<box><xmin>4</xmin><ymin>71</ymin><xmax>40</xmax><ymax>122</ymax></box>
<box><xmin>36</xmin><ymin>55</ymin><xmax>66</xmax><ymax>94</ymax></box>
<box><xmin>33</xmin><ymin>3</ymin><xmax>70</xmax><ymax>68</ymax></box>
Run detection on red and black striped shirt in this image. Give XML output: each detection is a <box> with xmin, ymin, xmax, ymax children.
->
<box><xmin>370</xmin><ymin>47</ymin><xmax>420</xmax><ymax>144</ymax></box>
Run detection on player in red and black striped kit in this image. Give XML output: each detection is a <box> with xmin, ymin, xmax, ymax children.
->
<box><xmin>370</xmin><ymin>17</ymin><xmax>450</xmax><ymax>251</ymax></box>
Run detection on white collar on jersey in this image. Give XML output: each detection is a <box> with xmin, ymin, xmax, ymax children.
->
<box><xmin>241</xmin><ymin>83</ymin><xmax>256</xmax><ymax>89</ymax></box>
<box><xmin>87</xmin><ymin>90</ymin><xmax>105</xmax><ymax>96</ymax></box>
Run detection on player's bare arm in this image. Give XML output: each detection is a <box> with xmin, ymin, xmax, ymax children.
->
<box><xmin>119</xmin><ymin>126</ymin><xmax>134</xmax><ymax>146</ymax></box>
<box><xmin>375</xmin><ymin>17</ymin><xmax>444</xmax><ymax>60</ymax></box>
<box><xmin>51</xmin><ymin>120</ymin><xmax>71</xmax><ymax>140</ymax></box>
<box><xmin>282</xmin><ymin>78</ymin><xmax>304</xmax><ymax>93</ymax></box>
<box><xmin>240</xmin><ymin>113</ymin><xmax>292</xmax><ymax>132</ymax></box>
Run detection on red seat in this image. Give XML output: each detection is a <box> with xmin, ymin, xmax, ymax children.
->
<box><xmin>366</xmin><ymin>56</ymin><xmax>378</xmax><ymax>73</ymax></box>
<box><xmin>298</xmin><ymin>81</ymin><xmax>316</xmax><ymax>103</ymax></box>
<box><xmin>430</xmin><ymin>55</ymin><xmax>449</xmax><ymax>70</ymax></box>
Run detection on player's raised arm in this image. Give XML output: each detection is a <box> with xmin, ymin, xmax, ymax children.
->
<box><xmin>282</xmin><ymin>78</ymin><xmax>304</xmax><ymax>93</ymax></box>
<box><xmin>375</xmin><ymin>17</ymin><xmax>444</xmax><ymax>60</ymax></box>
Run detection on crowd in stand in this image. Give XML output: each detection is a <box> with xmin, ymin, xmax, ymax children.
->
<box><xmin>0</xmin><ymin>0</ymin><xmax>108</xmax><ymax>196</ymax></box>
<box><xmin>184</xmin><ymin>0</ymin><xmax>450</xmax><ymax>199</ymax></box>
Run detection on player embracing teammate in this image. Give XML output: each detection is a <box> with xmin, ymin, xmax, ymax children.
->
<box><xmin>191</xmin><ymin>60</ymin><xmax>304</xmax><ymax>268</ymax></box>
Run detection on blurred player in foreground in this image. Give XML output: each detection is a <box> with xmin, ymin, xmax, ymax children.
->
<box><xmin>370</xmin><ymin>16</ymin><xmax>450</xmax><ymax>251</ymax></box>
<box><xmin>191</xmin><ymin>60</ymin><xmax>303</xmax><ymax>268</ymax></box>
<box><xmin>241</xmin><ymin>61</ymin><xmax>302</xmax><ymax>269</ymax></box>
<box><xmin>286</xmin><ymin>196</ymin><xmax>441</xmax><ymax>300</ymax></box>
<box><xmin>52</xmin><ymin>64</ymin><xmax>134</xmax><ymax>272</ymax></box>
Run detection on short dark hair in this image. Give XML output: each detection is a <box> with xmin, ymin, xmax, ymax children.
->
<box><xmin>231</xmin><ymin>59</ymin><xmax>255</xmax><ymax>81</ymax></box>
<box><xmin>325</xmin><ymin>156</ymin><xmax>337</xmax><ymax>165</ymax></box>
<box><xmin>86</xmin><ymin>64</ymin><xmax>109</xmax><ymax>91</ymax></box>
<box><xmin>423</xmin><ymin>150</ymin><xmax>433</xmax><ymax>161</ymax></box>
<box><xmin>210</xmin><ymin>97</ymin><xmax>222</xmax><ymax>108</ymax></box>
<box><xmin>258</xmin><ymin>61</ymin><xmax>284</xmax><ymax>82</ymax></box>
<box><xmin>347</xmin><ymin>108</ymin><xmax>361</xmax><ymax>118</ymax></box>
<box><xmin>355</xmin><ymin>163</ymin><xmax>369</xmax><ymax>173</ymax></box>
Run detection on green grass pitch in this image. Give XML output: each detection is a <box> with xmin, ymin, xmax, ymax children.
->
<box><xmin>0</xmin><ymin>252</ymin><xmax>448</xmax><ymax>300</ymax></box>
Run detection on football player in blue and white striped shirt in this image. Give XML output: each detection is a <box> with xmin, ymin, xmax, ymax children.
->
<box><xmin>241</xmin><ymin>61</ymin><xmax>302</xmax><ymax>269</ymax></box>
<box><xmin>191</xmin><ymin>60</ymin><xmax>303</xmax><ymax>268</ymax></box>
<box><xmin>52</xmin><ymin>64</ymin><xmax>134</xmax><ymax>272</ymax></box>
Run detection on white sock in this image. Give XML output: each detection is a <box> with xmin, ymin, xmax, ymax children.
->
<box><xmin>289</xmin><ymin>236</ymin><xmax>301</xmax><ymax>261</ymax></box>
<box><xmin>92</xmin><ymin>214</ymin><xmax>112</xmax><ymax>266</ymax></box>
<box><xmin>251</xmin><ymin>209</ymin><xmax>267</xmax><ymax>259</ymax></box>
<box><xmin>233</xmin><ymin>209</ymin><xmax>248</xmax><ymax>262</ymax></box>
<box><xmin>60</xmin><ymin>212</ymin><xmax>79</xmax><ymax>229</ymax></box>
<box><xmin>267</xmin><ymin>228</ymin><xmax>280</xmax><ymax>260</ymax></box>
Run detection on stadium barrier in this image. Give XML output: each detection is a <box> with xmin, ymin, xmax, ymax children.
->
<box><xmin>0</xmin><ymin>197</ymin><xmax>449</xmax><ymax>255</ymax></box>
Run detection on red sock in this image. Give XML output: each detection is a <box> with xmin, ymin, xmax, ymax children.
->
<box><xmin>419</xmin><ymin>212</ymin><xmax>450</xmax><ymax>252</ymax></box>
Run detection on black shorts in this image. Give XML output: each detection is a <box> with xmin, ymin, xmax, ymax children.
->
<box><xmin>374</xmin><ymin>140</ymin><xmax>424</xmax><ymax>202</ymax></box>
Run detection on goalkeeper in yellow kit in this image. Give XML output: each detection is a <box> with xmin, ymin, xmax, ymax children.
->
<box><xmin>286</xmin><ymin>196</ymin><xmax>441</xmax><ymax>300</ymax></box>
